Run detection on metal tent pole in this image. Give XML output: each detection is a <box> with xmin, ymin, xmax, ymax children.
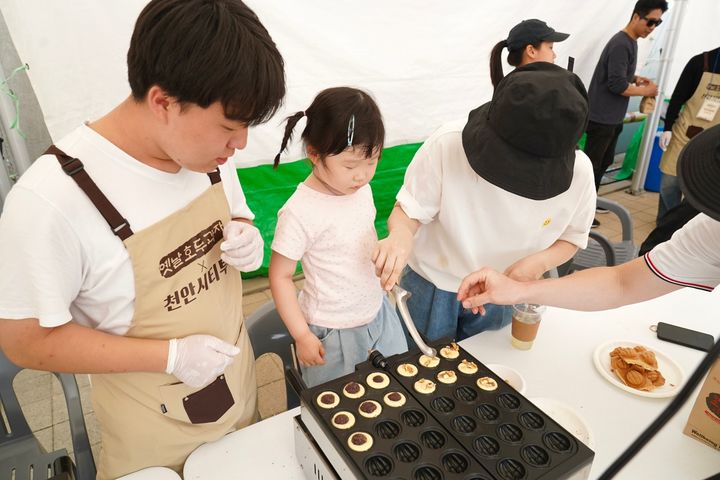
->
<box><xmin>630</xmin><ymin>0</ymin><xmax>689</xmax><ymax>194</ymax></box>
<box><xmin>0</xmin><ymin>137</ymin><xmax>13</xmax><ymax>212</ymax></box>
<box><xmin>0</xmin><ymin>60</ymin><xmax>32</xmax><ymax>175</ymax></box>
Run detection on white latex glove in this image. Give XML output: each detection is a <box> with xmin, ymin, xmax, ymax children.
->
<box><xmin>219</xmin><ymin>220</ymin><xmax>264</xmax><ymax>272</ymax></box>
<box><xmin>659</xmin><ymin>131</ymin><xmax>672</xmax><ymax>151</ymax></box>
<box><xmin>166</xmin><ymin>334</ymin><xmax>240</xmax><ymax>388</ymax></box>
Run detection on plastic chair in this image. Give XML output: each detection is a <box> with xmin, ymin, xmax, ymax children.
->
<box><xmin>0</xmin><ymin>350</ymin><xmax>96</xmax><ymax>480</ymax></box>
<box><xmin>567</xmin><ymin>197</ymin><xmax>638</xmax><ymax>272</ymax></box>
<box><xmin>244</xmin><ymin>301</ymin><xmax>300</xmax><ymax>409</ymax></box>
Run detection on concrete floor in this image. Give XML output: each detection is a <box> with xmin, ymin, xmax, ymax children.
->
<box><xmin>11</xmin><ymin>187</ymin><xmax>662</xmax><ymax>467</ymax></box>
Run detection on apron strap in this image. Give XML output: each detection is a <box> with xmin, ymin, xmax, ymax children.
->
<box><xmin>45</xmin><ymin>146</ymin><xmax>223</xmax><ymax>240</ymax></box>
<box><xmin>46</xmin><ymin>145</ymin><xmax>135</xmax><ymax>240</ymax></box>
<box><xmin>704</xmin><ymin>51</ymin><xmax>709</xmax><ymax>72</ymax></box>
<box><xmin>208</xmin><ymin>168</ymin><xmax>221</xmax><ymax>185</ymax></box>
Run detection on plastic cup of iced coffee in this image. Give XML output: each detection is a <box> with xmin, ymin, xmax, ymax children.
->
<box><xmin>511</xmin><ymin>304</ymin><xmax>545</xmax><ymax>350</ymax></box>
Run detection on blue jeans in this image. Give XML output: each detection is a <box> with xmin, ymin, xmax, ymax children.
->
<box><xmin>657</xmin><ymin>173</ymin><xmax>682</xmax><ymax>225</ymax></box>
<box><xmin>300</xmin><ymin>295</ymin><xmax>408</xmax><ymax>387</ymax></box>
<box><xmin>398</xmin><ymin>267</ymin><xmax>511</xmax><ymax>343</ymax></box>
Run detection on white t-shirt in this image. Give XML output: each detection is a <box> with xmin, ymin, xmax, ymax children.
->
<box><xmin>644</xmin><ymin>213</ymin><xmax>720</xmax><ymax>291</ymax></box>
<box><xmin>0</xmin><ymin>125</ymin><xmax>253</xmax><ymax>335</ymax></box>
<box><xmin>271</xmin><ymin>183</ymin><xmax>383</xmax><ymax>329</ymax></box>
<box><xmin>398</xmin><ymin>120</ymin><xmax>596</xmax><ymax>292</ymax></box>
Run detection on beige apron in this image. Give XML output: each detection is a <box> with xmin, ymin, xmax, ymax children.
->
<box><xmin>47</xmin><ymin>147</ymin><xmax>256</xmax><ymax>479</ymax></box>
<box><xmin>661</xmin><ymin>51</ymin><xmax>720</xmax><ymax>176</ymax></box>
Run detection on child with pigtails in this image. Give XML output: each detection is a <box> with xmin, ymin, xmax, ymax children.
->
<box><xmin>269</xmin><ymin>87</ymin><xmax>408</xmax><ymax>387</ymax></box>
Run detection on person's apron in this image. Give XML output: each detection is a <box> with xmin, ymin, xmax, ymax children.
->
<box><xmin>661</xmin><ymin>51</ymin><xmax>720</xmax><ymax>176</ymax></box>
<box><xmin>46</xmin><ymin>147</ymin><xmax>256</xmax><ymax>479</ymax></box>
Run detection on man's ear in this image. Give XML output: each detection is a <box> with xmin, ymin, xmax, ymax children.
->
<box><xmin>146</xmin><ymin>85</ymin><xmax>174</xmax><ymax>121</ymax></box>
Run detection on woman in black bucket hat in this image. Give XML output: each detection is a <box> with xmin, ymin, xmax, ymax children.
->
<box><xmin>458</xmin><ymin>123</ymin><xmax>720</xmax><ymax>313</ymax></box>
<box><xmin>373</xmin><ymin>62</ymin><xmax>596</xmax><ymax>343</ymax></box>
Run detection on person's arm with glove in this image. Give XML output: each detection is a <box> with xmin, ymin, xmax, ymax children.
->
<box><xmin>166</xmin><ymin>334</ymin><xmax>240</xmax><ymax>388</ymax></box>
<box><xmin>0</xmin><ymin>319</ymin><xmax>239</xmax><ymax>389</ymax></box>
<box><xmin>659</xmin><ymin>131</ymin><xmax>673</xmax><ymax>151</ymax></box>
<box><xmin>220</xmin><ymin>218</ymin><xmax>264</xmax><ymax>272</ymax></box>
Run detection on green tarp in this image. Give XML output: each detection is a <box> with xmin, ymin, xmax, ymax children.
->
<box><xmin>614</xmin><ymin>121</ymin><xmax>646</xmax><ymax>181</ymax></box>
<box><xmin>235</xmin><ymin>143</ymin><xmax>422</xmax><ymax>278</ymax></box>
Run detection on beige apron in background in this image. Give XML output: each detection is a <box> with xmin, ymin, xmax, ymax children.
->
<box><xmin>86</xmin><ymin>178</ymin><xmax>256</xmax><ymax>478</ymax></box>
<box><xmin>661</xmin><ymin>52</ymin><xmax>720</xmax><ymax>176</ymax></box>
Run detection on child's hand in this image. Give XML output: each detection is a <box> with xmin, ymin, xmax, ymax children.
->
<box><xmin>295</xmin><ymin>331</ymin><xmax>325</xmax><ymax>367</ymax></box>
<box><xmin>372</xmin><ymin>227</ymin><xmax>414</xmax><ymax>291</ymax></box>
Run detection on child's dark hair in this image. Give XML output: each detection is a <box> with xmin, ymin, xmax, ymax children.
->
<box><xmin>274</xmin><ymin>87</ymin><xmax>385</xmax><ymax>168</ymax></box>
<box><xmin>489</xmin><ymin>40</ymin><xmax>541</xmax><ymax>89</ymax></box>
<box><xmin>632</xmin><ymin>0</ymin><xmax>669</xmax><ymax>18</ymax></box>
<box><xmin>128</xmin><ymin>0</ymin><xmax>285</xmax><ymax>126</ymax></box>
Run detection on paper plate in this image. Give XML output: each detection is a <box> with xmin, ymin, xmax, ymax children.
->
<box><xmin>530</xmin><ymin>397</ymin><xmax>594</xmax><ymax>449</ymax></box>
<box><xmin>592</xmin><ymin>340</ymin><xmax>684</xmax><ymax>399</ymax></box>
<box><xmin>486</xmin><ymin>363</ymin><xmax>527</xmax><ymax>395</ymax></box>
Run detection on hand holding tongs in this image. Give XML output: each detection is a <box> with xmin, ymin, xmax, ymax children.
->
<box><xmin>391</xmin><ymin>284</ymin><xmax>437</xmax><ymax>358</ymax></box>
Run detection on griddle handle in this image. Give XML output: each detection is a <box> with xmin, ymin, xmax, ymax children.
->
<box><xmin>392</xmin><ymin>285</ymin><xmax>437</xmax><ymax>358</ymax></box>
<box><xmin>286</xmin><ymin>362</ymin><xmax>308</xmax><ymax>396</ymax></box>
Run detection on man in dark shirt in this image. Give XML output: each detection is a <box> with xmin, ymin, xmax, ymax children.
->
<box><xmin>585</xmin><ymin>0</ymin><xmax>667</xmax><ymax>227</ymax></box>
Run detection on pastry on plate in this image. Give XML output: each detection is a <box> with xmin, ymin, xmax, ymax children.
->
<box><xmin>609</xmin><ymin>346</ymin><xmax>665</xmax><ymax>391</ymax></box>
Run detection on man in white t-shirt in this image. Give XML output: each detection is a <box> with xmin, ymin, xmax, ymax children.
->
<box><xmin>458</xmin><ymin>124</ymin><xmax>720</xmax><ymax>313</ymax></box>
<box><xmin>0</xmin><ymin>1</ymin><xmax>285</xmax><ymax>477</ymax></box>
<box><xmin>373</xmin><ymin>62</ymin><xmax>596</xmax><ymax>342</ymax></box>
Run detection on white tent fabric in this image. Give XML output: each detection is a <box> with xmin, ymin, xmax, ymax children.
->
<box><xmin>0</xmin><ymin>0</ymin><xmax>715</xmax><ymax>167</ymax></box>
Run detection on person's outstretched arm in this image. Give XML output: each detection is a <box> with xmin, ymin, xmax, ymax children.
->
<box><xmin>457</xmin><ymin>256</ymin><xmax>680</xmax><ymax>313</ymax></box>
<box><xmin>0</xmin><ymin>319</ymin><xmax>168</xmax><ymax>372</ymax></box>
<box><xmin>0</xmin><ymin>319</ymin><xmax>239</xmax><ymax>388</ymax></box>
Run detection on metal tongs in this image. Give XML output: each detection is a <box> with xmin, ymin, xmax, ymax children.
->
<box><xmin>391</xmin><ymin>284</ymin><xmax>437</xmax><ymax>358</ymax></box>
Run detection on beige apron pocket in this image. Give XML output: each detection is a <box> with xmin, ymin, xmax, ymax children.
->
<box><xmin>183</xmin><ymin>375</ymin><xmax>235</xmax><ymax>424</ymax></box>
<box><xmin>158</xmin><ymin>375</ymin><xmax>235</xmax><ymax>424</ymax></box>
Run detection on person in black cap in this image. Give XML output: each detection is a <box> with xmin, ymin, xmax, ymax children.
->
<box><xmin>489</xmin><ymin>19</ymin><xmax>570</xmax><ymax>89</ymax></box>
<box><xmin>457</xmin><ymin>124</ymin><xmax>720</xmax><ymax>314</ymax></box>
<box><xmin>373</xmin><ymin>62</ymin><xmax>596</xmax><ymax>343</ymax></box>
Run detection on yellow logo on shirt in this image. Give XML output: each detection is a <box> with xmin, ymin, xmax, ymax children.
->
<box><xmin>542</xmin><ymin>217</ymin><xmax>552</xmax><ymax>227</ymax></box>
